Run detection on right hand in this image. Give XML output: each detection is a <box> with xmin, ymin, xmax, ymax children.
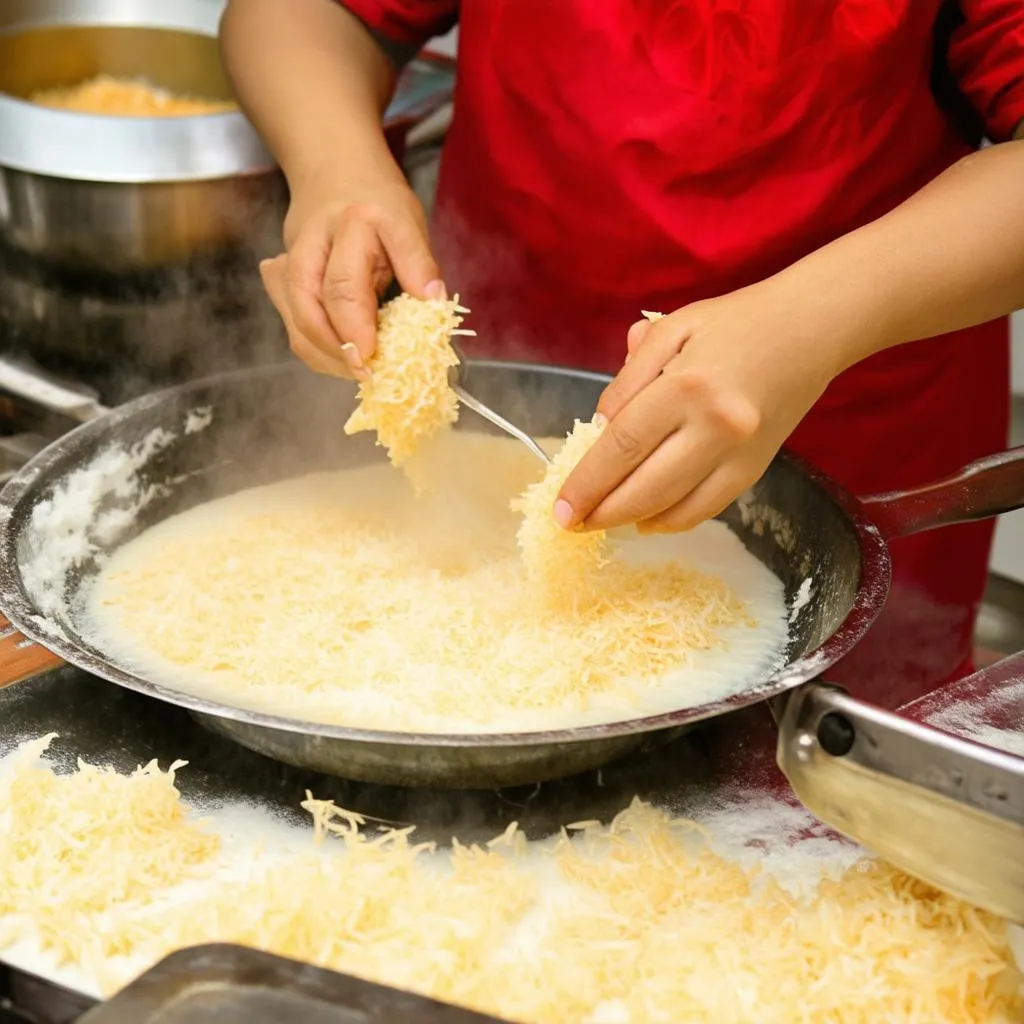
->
<box><xmin>260</xmin><ymin>182</ymin><xmax>445</xmax><ymax>379</ymax></box>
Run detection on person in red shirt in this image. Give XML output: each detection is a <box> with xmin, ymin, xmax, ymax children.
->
<box><xmin>220</xmin><ymin>1</ymin><xmax>1024</xmax><ymax>704</ymax></box>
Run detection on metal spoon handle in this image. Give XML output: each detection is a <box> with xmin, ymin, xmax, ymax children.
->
<box><xmin>451</xmin><ymin>383</ymin><xmax>551</xmax><ymax>464</ymax></box>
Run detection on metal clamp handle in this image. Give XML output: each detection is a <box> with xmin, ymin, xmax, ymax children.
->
<box><xmin>776</xmin><ymin>677</ymin><xmax>1024</xmax><ymax>923</ymax></box>
<box><xmin>780</xmin><ymin>681</ymin><xmax>1024</xmax><ymax>816</ymax></box>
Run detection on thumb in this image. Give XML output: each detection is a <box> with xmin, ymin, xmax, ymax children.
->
<box><xmin>378</xmin><ymin>215</ymin><xmax>445</xmax><ymax>300</ymax></box>
<box><xmin>625</xmin><ymin>318</ymin><xmax>656</xmax><ymax>359</ymax></box>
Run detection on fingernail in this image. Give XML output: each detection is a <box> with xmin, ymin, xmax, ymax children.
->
<box><xmin>553</xmin><ymin>499</ymin><xmax>574</xmax><ymax>530</ymax></box>
<box><xmin>593</xmin><ymin>412</ymin><xmax>608</xmax><ymax>428</ymax></box>
<box><xmin>424</xmin><ymin>279</ymin><xmax>447</xmax><ymax>301</ymax></box>
<box><xmin>340</xmin><ymin>342</ymin><xmax>370</xmax><ymax>380</ymax></box>
<box><xmin>340</xmin><ymin>341</ymin><xmax>362</xmax><ymax>364</ymax></box>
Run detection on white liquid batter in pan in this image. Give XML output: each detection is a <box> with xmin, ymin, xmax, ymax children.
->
<box><xmin>83</xmin><ymin>432</ymin><xmax>790</xmax><ymax>734</ymax></box>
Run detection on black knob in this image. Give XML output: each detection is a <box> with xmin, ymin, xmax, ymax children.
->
<box><xmin>817</xmin><ymin>712</ymin><xmax>855</xmax><ymax>757</ymax></box>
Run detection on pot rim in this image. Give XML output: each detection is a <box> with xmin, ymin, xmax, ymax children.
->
<box><xmin>0</xmin><ymin>2</ymin><xmax>276</xmax><ymax>183</ymax></box>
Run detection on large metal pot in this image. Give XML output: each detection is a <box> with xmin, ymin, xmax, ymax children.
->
<box><xmin>0</xmin><ymin>0</ymin><xmax>285</xmax><ymax>271</ymax></box>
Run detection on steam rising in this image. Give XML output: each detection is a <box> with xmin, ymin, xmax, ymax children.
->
<box><xmin>0</xmin><ymin>170</ymin><xmax>291</xmax><ymax>407</ymax></box>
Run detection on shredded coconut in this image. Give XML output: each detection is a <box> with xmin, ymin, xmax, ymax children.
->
<box><xmin>343</xmin><ymin>293</ymin><xmax>469</xmax><ymax>472</ymax></box>
<box><xmin>512</xmin><ymin>418</ymin><xmax>608</xmax><ymax>594</ymax></box>
<box><xmin>85</xmin><ymin>433</ymin><xmax>788</xmax><ymax>733</ymax></box>
<box><xmin>30</xmin><ymin>75</ymin><xmax>237</xmax><ymax>117</ymax></box>
<box><xmin>0</xmin><ymin>740</ymin><xmax>1019</xmax><ymax>1023</ymax></box>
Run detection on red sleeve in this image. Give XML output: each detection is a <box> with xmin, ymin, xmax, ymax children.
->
<box><xmin>337</xmin><ymin>0</ymin><xmax>458</xmax><ymax>65</ymax></box>
<box><xmin>948</xmin><ymin>0</ymin><xmax>1024</xmax><ymax>142</ymax></box>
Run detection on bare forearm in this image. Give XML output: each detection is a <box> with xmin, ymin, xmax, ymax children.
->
<box><xmin>768</xmin><ymin>139</ymin><xmax>1024</xmax><ymax>374</ymax></box>
<box><xmin>220</xmin><ymin>0</ymin><xmax>406</xmax><ymax>204</ymax></box>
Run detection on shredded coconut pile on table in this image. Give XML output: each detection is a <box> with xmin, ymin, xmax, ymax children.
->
<box><xmin>0</xmin><ymin>737</ymin><xmax>1020</xmax><ymax>1023</ymax></box>
<box><xmin>343</xmin><ymin>292</ymin><xmax>470</xmax><ymax>470</ymax></box>
<box><xmin>0</xmin><ymin>735</ymin><xmax>218</xmax><ymax>971</ymax></box>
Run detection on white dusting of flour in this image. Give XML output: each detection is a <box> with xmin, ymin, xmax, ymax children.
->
<box><xmin>184</xmin><ymin>406</ymin><xmax>213</xmax><ymax>434</ymax></box>
<box><xmin>21</xmin><ymin>429</ymin><xmax>175</xmax><ymax>617</ymax></box>
<box><xmin>789</xmin><ymin>576</ymin><xmax>814</xmax><ymax>624</ymax></box>
<box><xmin>18</xmin><ymin>407</ymin><xmax>215</xmax><ymax>621</ymax></box>
<box><xmin>922</xmin><ymin>681</ymin><xmax>1024</xmax><ymax>758</ymax></box>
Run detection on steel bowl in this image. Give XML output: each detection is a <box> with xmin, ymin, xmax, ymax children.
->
<box><xmin>0</xmin><ymin>0</ymin><xmax>286</xmax><ymax>271</ymax></box>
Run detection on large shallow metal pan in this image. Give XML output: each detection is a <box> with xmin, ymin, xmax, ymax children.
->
<box><xmin>0</xmin><ymin>359</ymin><xmax>1022</xmax><ymax>790</ymax></box>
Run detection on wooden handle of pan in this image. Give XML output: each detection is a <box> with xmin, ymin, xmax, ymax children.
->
<box><xmin>0</xmin><ymin>613</ymin><xmax>64</xmax><ymax>687</ymax></box>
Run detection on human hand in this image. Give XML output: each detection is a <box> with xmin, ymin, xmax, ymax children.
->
<box><xmin>260</xmin><ymin>180</ymin><xmax>444</xmax><ymax>379</ymax></box>
<box><xmin>556</xmin><ymin>284</ymin><xmax>841</xmax><ymax>533</ymax></box>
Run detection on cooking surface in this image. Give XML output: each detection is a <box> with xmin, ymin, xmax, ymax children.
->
<box><xmin>0</xmin><ymin>661</ymin><xmax>799</xmax><ymax>1021</ymax></box>
<box><xmin>83</xmin><ymin>446</ymin><xmax>789</xmax><ymax>736</ymax></box>
<box><xmin>0</xmin><ymin>350</ymin><xmax>1021</xmax><ymax>1021</ymax></box>
<box><xmin>2</xmin><ymin>649</ymin><xmax>1023</xmax><ymax>1022</ymax></box>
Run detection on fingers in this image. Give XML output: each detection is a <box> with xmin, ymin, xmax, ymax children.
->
<box><xmin>625</xmin><ymin>318</ymin><xmax>654</xmax><ymax>361</ymax></box>
<box><xmin>580</xmin><ymin>428</ymin><xmax>724</xmax><ymax>531</ymax></box>
<box><xmin>281</xmin><ymin>215</ymin><xmax>345</xmax><ymax>361</ymax></box>
<box><xmin>260</xmin><ymin>256</ymin><xmax>349</xmax><ymax>378</ymax></box>
<box><xmin>636</xmin><ymin>464</ymin><xmax>755</xmax><ymax>534</ymax></box>
<box><xmin>377</xmin><ymin>208</ymin><xmax>444</xmax><ymax>301</ymax></box>
<box><xmin>596</xmin><ymin>316</ymin><xmax>691</xmax><ymax>422</ymax></box>
<box><xmin>560</xmin><ymin>350</ymin><xmax>765</xmax><ymax>532</ymax></box>
<box><xmin>318</xmin><ymin>202</ymin><xmax>443</xmax><ymax>369</ymax></box>
<box><xmin>321</xmin><ymin>216</ymin><xmax>388</xmax><ymax>370</ymax></box>
<box><xmin>286</xmin><ymin>200</ymin><xmax>444</xmax><ymax>377</ymax></box>
<box><xmin>557</xmin><ymin>373</ymin><xmax>686</xmax><ymax>529</ymax></box>
<box><xmin>265</xmin><ymin>193</ymin><xmax>445</xmax><ymax>380</ymax></box>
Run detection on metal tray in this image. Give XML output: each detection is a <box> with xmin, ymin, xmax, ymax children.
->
<box><xmin>77</xmin><ymin>945</ymin><xmax>503</xmax><ymax>1023</ymax></box>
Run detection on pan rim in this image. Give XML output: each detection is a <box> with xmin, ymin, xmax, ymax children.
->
<box><xmin>0</xmin><ymin>361</ymin><xmax>893</xmax><ymax>749</ymax></box>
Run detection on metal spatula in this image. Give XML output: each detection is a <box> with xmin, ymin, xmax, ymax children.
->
<box><xmin>448</xmin><ymin>340</ymin><xmax>550</xmax><ymax>465</ymax></box>
<box><xmin>776</xmin><ymin>662</ymin><xmax>1024</xmax><ymax>924</ymax></box>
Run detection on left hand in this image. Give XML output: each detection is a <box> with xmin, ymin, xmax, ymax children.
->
<box><xmin>556</xmin><ymin>283</ymin><xmax>841</xmax><ymax>533</ymax></box>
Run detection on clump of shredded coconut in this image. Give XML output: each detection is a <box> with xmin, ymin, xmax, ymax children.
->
<box><xmin>343</xmin><ymin>293</ymin><xmax>471</xmax><ymax>470</ymax></box>
<box><xmin>512</xmin><ymin>418</ymin><xmax>608</xmax><ymax>594</ymax></box>
<box><xmin>0</xmin><ymin>735</ymin><xmax>219</xmax><ymax>969</ymax></box>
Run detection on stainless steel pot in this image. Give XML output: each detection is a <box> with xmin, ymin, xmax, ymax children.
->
<box><xmin>0</xmin><ymin>0</ymin><xmax>285</xmax><ymax>270</ymax></box>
